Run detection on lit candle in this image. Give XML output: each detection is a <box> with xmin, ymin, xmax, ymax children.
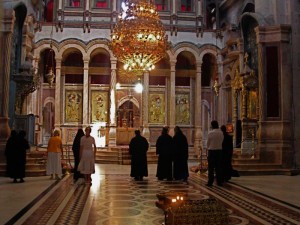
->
<box><xmin>172</xmin><ymin>199</ymin><xmax>176</xmax><ymax>203</ymax></box>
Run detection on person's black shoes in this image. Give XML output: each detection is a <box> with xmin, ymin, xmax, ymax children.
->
<box><xmin>134</xmin><ymin>176</ymin><xmax>143</xmax><ymax>181</ymax></box>
<box><xmin>206</xmin><ymin>183</ymin><xmax>212</xmax><ymax>187</ymax></box>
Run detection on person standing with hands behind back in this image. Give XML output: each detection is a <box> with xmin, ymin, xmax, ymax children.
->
<box><xmin>206</xmin><ymin>120</ymin><xmax>224</xmax><ymax>187</ymax></box>
<box><xmin>46</xmin><ymin>130</ymin><xmax>63</xmax><ymax>180</ymax></box>
<box><xmin>78</xmin><ymin>126</ymin><xmax>97</xmax><ymax>184</ymax></box>
<box><xmin>129</xmin><ymin>130</ymin><xmax>149</xmax><ymax>181</ymax></box>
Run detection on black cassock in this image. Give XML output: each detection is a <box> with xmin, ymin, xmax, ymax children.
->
<box><xmin>222</xmin><ymin>133</ymin><xmax>233</xmax><ymax>181</ymax></box>
<box><xmin>173</xmin><ymin>132</ymin><xmax>189</xmax><ymax>180</ymax></box>
<box><xmin>156</xmin><ymin>134</ymin><xmax>174</xmax><ymax>180</ymax></box>
<box><xmin>129</xmin><ymin>135</ymin><xmax>149</xmax><ymax>178</ymax></box>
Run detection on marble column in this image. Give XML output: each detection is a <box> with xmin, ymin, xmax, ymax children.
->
<box><xmin>29</xmin><ymin>57</ymin><xmax>40</xmax><ymax>115</ymax></box>
<box><xmin>0</xmin><ymin>9</ymin><xmax>14</xmax><ymax>162</ymax></box>
<box><xmin>194</xmin><ymin>61</ymin><xmax>202</xmax><ymax>157</ymax></box>
<box><xmin>168</xmin><ymin>60</ymin><xmax>176</xmax><ymax>136</ymax></box>
<box><xmin>109</xmin><ymin>60</ymin><xmax>117</xmax><ymax>146</ymax></box>
<box><xmin>54</xmin><ymin>58</ymin><xmax>62</xmax><ymax>131</ymax></box>
<box><xmin>58</xmin><ymin>0</ymin><xmax>62</xmax><ymax>9</ymax></box>
<box><xmin>82</xmin><ymin>59</ymin><xmax>89</xmax><ymax>126</ymax></box>
<box><xmin>142</xmin><ymin>71</ymin><xmax>150</xmax><ymax>141</ymax></box>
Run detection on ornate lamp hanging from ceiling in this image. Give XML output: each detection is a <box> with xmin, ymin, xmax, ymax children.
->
<box><xmin>110</xmin><ymin>0</ymin><xmax>169</xmax><ymax>75</ymax></box>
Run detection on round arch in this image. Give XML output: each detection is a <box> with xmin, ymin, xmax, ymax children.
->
<box><xmin>173</xmin><ymin>43</ymin><xmax>201</xmax><ymax>61</ymax></box>
<box><xmin>58</xmin><ymin>40</ymin><xmax>86</xmax><ymax>59</ymax></box>
<box><xmin>87</xmin><ymin>43</ymin><xmax>115</xmax><ymax>60</ymax></box>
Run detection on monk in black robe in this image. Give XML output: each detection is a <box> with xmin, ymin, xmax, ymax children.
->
<box><xmin>156</xmin><ymin>126</ymin><xmax>174</xmax><ymax>181</ymax></box>
<box><xmin>221</xmin><ymin>125</ymin><xmax>233</xmax><ymax>182</ymax></box>
<box><xmin>173</xmin><ymin>126</ymin><xmax>189</xmax><ymax>182</ymax></box>
<box><xmin>11</xmin><ymin>130</ymin><xmax>29</xmax><ymax>183</ymax></box>
<box><xmin>129</xmin><ymin>130</ymin><xmax>149</xmax><ymax>181</ymax></box>
<box><xmin>72</xmin><ymin>128</ymin><xmax>85</xmax><ymax>181</ymax></box>
<box><xmin>5</xmin><ymin>130</ymin><xmax>18</xmax><ymax>179</ymax></box>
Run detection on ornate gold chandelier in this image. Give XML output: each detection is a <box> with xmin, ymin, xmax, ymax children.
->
<box><xmin>110</xmin><ymin>0</ymin><xmax>169</xmax><ymax>74</ymax></box>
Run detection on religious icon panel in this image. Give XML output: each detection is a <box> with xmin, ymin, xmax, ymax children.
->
<box><xmin>149</xmin><ymin>93</ymin><xmax>165</xmax><ymax>124</ymax></box>
<box><xmin>65</xmin><ymin>90</ymin><xmax>83</xmax><ymax>123</ymax></box>
<box><xmin>175</xmin><ymin>93</ymin><xmax>190</xmax><ymax>125</ymax></box>
<box><xmin>91</xmin><ymin>91</ymin><xmax>108</xmax><ymax>122</ymax></box>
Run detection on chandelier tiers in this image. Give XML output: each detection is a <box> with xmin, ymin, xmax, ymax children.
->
<box><xmin>110</xmin><ymin>0</ymin><xmax>169</xmax><ymax>75</ymax></box>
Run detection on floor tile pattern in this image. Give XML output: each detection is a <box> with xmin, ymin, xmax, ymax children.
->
<box><xmin>22</xmin><ymin>178</ymin><xmax>73</xmax><ymax>225</ymax></box>
<box><xmin>55</xmin><ymin>183</ymin><xmax>90</xmax><ymax>225</ymax></box>
<box><xmin>6</xmin><ymin>172</ymin><xmax>300</xmax><ymax>225</ymax></box>
<box><xmin>189</xmin><ymin>174</ymin><xmax>300</xmax><ymax>225</ymax></box>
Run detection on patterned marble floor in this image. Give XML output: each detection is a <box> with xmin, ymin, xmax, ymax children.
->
<box><xmin>1</xmin><ymin>164</ymin><xmax>300</xmax><ymax>225</ymax></box>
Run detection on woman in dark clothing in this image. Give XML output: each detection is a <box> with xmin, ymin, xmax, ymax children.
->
<box><xmin>221</xmin><ymin>125</ymin><xmax>233</xmax><ymax>182</ymax></box>
<box><xmin>12</xmin><ymin>130</ymin><xmax>29</xmax><ymax>183</ymax></box>
<box><xmin>173</xmin><ymin>126</ymin><xmax>189</xmax><ymax>182</ymax></box>
<box><xmin>129</xmin><ymin>130</ymin><xmax>149</xmax><ymax>181</ymax></box>
<box><xmin>5</xmin><ymin>130</ymin><xmax>18</xmax><ymax>179</ymax></box>
<box><xmin>72</xmin><ymin>128</ymin><xmax>85</xmax><ymax>181</ymax></box>
<box><xmin>156</xmin><ymin>126</ymin><xmax>174</xmax><ymax>181</ymax></box>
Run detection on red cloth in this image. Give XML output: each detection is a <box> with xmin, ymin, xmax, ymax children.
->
<box><xmin>46</xmin><ymin>0</ymin><xmax>53</xmax><ymax>22</ymax></box>
<box><xmin>96</xmin><ymin>2</ymin><xmax>107</xmax><ymax>8</ymax></box>
<box><xmin>72</xmin><ymin>1</ymin><xmax>80</xmax><ymax>7</ymax></box>
<box><xmin>181</xmin><ymin>5</ymin><xmax>191</xmax><ymax>12</ymax></box>
<box><xmin>156</xmin><ymin>4</ymin><xmax>163</xmax><ymax>10</ymax></box>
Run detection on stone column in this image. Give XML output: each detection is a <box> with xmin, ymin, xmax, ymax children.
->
<box><xmin>0</xmin><ymin>9</ymin><xmax>14</xmax><ymax>160</ymax></box>
<box><xmin>82</xmin><ymin>59</ymin><xmax>89</xmax><ymax>126</ymax></box>
<box><xmin>29</xmin><ymin>57</ymin><xmax>40</xmax><ymax>115</ymax></box>
<box><xmin>194</xmin><ymin>61</ymin><xmax>202</xmax><ymax>157</ymax></box>
<box><xmin>54</xmin><ymin>58</ymin><xmax>62</xmax><ymax>130</ymax></box>
<box><xmin>58</xmin><ymin>0</ymin><xmax>62</xmax><ymax>9</ymax></box>
<box><xmin>168</xmin><ymin>60</ymin><xmax>176</xmax><ymax>136</ymax></box>
<box><xmin>241</xmin><ymin>85</ymin><xmax>247</xmax><ymax>119</ymax></box>
<box><xmin>109</xmin><ymin>59</ymin><xmax>117</xmax><ymax>146</ymax></box>
<box><xmin>255</xmin><ymin>25</ymin><xmax>293</xmax><ymax>168</ymax></box>
<box><xmin>142</xmin><ymin>71</ymin><xmax>150</xmax><ymax>141</ymax></box>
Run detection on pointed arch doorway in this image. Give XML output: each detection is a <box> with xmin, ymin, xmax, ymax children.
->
<box><xmin>116</xmin><ymin>95</ymin><xmax>141</xmax><ymax>145</ymax></box>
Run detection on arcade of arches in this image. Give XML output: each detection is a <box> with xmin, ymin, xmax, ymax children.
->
<box><xmin>0</xmin><ymin>0</ymin><xmax>299</xmax><ymax>176</ymax></box>
<box><xmin>34</xmin><ymin>41</ymin><xmax>219</xmax><ymax>155</ymax></box>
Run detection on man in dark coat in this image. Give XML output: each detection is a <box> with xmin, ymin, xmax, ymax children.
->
<box><xmin>173</xmin><ymin>126</ymin><xmax>189</xmax><ymax>182</ymax></box>
<box><xmin>156</xmin><ymin>126</ymin><xmax>174</xmax><ymax>181</ymax></box>
<box><xmin>221</xmin><ymin>125</ymin><xmax>233</xmax><ymax>182</ymax></box>
<box><xmin>129</xmin><ymin>130</ymin><xmax>149</xmax><ymax>181</ymax></box>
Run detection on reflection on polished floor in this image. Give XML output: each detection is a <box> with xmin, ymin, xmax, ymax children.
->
<box><xmin>1</xmin><ymin>163</ymin><xmax>300</xmax><ymax>225</ymax></box>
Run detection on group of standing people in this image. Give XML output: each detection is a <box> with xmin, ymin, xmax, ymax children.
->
<box><xmin>46</xmin><ymin>126</ymin><xmax>97</xmax><ymax>184</ymax></box>
<box><xmin>5</xmin><ymin>130</ymin><xmax>30</xmax><ymax>183</ymax></box>
<box><xmin>5</xmin><ymin>122</ymin><xmax>232</xmax><ymax>187</ymax></box>
<box><xmin>128</xmin><ymin>126</ymin><xmax>189</xmax><ymax>183</ymax></box>
<box><xmin>156</xmin><ymin>126</ymin><xmax>189</xmax><ymax>182</ymax></box>
<box><xmin>206</xmin><ymin>120</ymin><xmax>233</xmax><ymax>187</ymax></box>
